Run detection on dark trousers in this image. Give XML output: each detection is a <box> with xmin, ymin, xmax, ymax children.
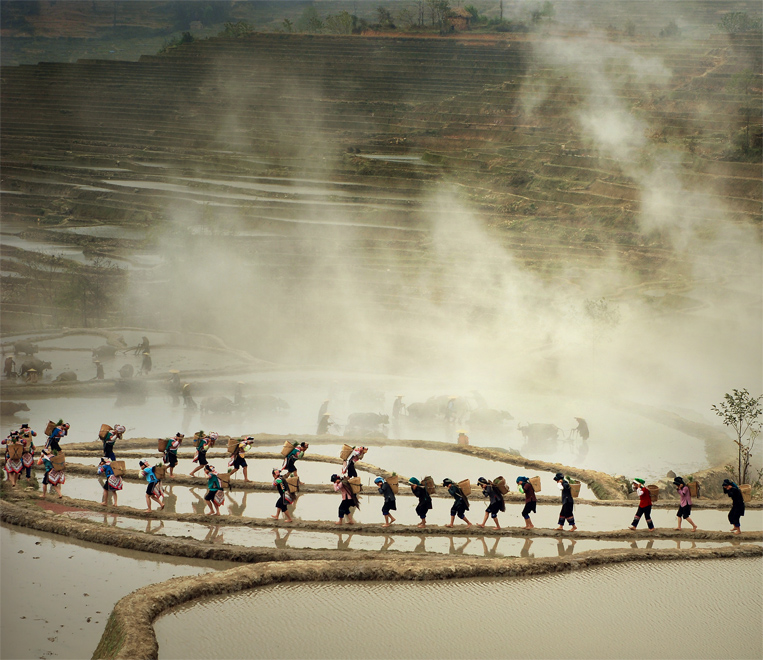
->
<box><xmin>632</xmin><ymin>505</ymin><xmax>654</xmax><ymax>529</ymax></box>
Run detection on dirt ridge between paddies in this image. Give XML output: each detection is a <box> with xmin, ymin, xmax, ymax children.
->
<box><xmin>92</xmin><ymin>544</ymin><xmax>763</xmax><ymax>660</ymax></box>
<box><xmin>4</xmin><ymin>492</ymin><xmax>760</xmax><ymax>543</ymax></box>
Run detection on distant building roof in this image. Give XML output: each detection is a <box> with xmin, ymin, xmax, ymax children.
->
<box><xmin>450</xmin><ymin>8</ymin><xmax>473</xmax><ymax>18</ymax></box>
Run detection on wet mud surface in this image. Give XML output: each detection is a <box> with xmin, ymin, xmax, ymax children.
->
<box><xmin>154</xmin><ymin>558</ymin><xmax>763</xmax><ymax>659</ymax></box>
<box><xmin>98</xmin><ymin>545</ymin><xmax>763</xmax><ymax>660</ymax></box>
<box><xmin>0</xmin><ymin>523</ymin><xmax>235</xmax><ymax>660</ymax></box>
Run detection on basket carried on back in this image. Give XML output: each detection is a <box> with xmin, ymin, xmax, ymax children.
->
<box><xmin>286</xmin><ymin>475</ymin><xmax>300</xmax><ymax>493</ymax></box>
<box><xmin>348</xmin><ymin>477</ymin><xmax>362</xmax><ymax>494</ymax></box>
<box><xmin>45</xmin><ymin>420</ymin><xmax>57</xmax><ymax>436</ymax></box>
<box><xmin>687</xmin><ymin>481</ymin><xmax>700</xmax><ymax>498</ymax></box>
<box><xmin>386</xmin><ymin>474</ymin><xmax>399</xmax><ymax>494</ymax></box>
<box><xmin>529</xmin><ymin>476</ymin><xmax>541</xmax><ymax>492</ymax></box>
<box><xmin>647</xmin><ymin>484</ymin><xmax>659</xmax><ymax>502</ymax></box>
<box><xmin>422</xmin><ymin>476</ymin><xmax>436</xmax><ymax>494</ymax></box>
<box><xmin>569</xmin><ymin>483</ymin><xmax>581</xmax><ymax>498</ymax></box>
<box><xmin>99</xmin><ymin>424</ymin><xmax>113</xmax><ymax>440</ymax></box>
<box><xmin>340</xmin><ymin>444</ymin><xmax>353</xmax><ymax>460</ymax></box>
<box><xmin>457</xmin><ymin>479</ymin><xmax>471</xmax><ymax>497</ymax></box>
<box><xmin>227</xmin><ymin>438</ymin><xmax>240</xmax><ymax>454</ymax></box>
<box><xmin>218</xmin><ymin>472</ymin><xmax>231</xmax><ymax>489</ymax></box>
<box><xmin>157</xmin><ymin>438</ymin><xmax>169</xmax><ymax>452</ymax></box>
<box><xmin>7</xmin><ymin>443</ymin><xmax>24</xmax><ymax>460</ymax></box>
<box><xmin>111</xmin><ymin>461</ymin><xmax>125</xmax><ymax>477</ymax></box>
<box><xmin>51</xmin><ymin>452</ymin><xmax>66</xmax><ymax>470</ymax></box>
<box><xmin>740</xmin><ymin>484</ymin><xmax>752</xmax><ymax>503</ymax></box>
<box><xmin>494</xmin><ymin>476</ymin><xmax>509</xmax><ymax>495</ymax></box>
<box><xmin>281</xmin><ymin>440</ymin><xmax>296</xmax><ymax>457</ymax></box>
<box><xmin>153</xmin><ymin>464</ymin><xmax>167</xmax><ymax>480</ymax></box>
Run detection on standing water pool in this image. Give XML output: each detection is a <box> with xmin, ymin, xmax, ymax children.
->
<box><xmin>155</xmin><ymin>557</ymin><xmax>762</xmax><ymax>659</ymax></box>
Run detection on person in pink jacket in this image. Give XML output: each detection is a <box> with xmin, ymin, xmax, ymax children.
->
<box><xmin>673</xmin><ymin>477</ymin><xmax>697</xmax><ymax>531</ymax></box>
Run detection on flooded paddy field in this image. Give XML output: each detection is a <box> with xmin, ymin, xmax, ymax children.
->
<box><xmin>0</xmin><ymin>379</ymin><xmax>720</xmax><ymax>482</ymax></box>
<box><xmin>155</xmin><ymin>558</ymin><xmax>763</xmax><ymax>660</ymax></box>
<box><xmin>54</xmin><ymin>474</ymin><xmax>763</xmax><ymax>531</ymax></box>
<box><xmin>0</xmin><ymin>523</ymin><xmax>235</xmax><ymax>660</ymax></box>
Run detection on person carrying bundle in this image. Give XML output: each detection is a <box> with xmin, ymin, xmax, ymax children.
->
<box><xmin>443</xmin><ymin>478</ymin><xmax>472</xmax><ymax>527</ymax></box>
<box><xmin>409</xmin><ymin>477</ymin><xmax>432</xmax><ymax>528</ymax></box>
<box><xmin>101</xmin><ymin>424</ymin><xmax>125</xmax><ymax>461</ymax></box>
<box><xmin>722</xmin><ymin>479</ymin><xmax>745</xmax><ymax>535</ymax></box>
<box><xmin>2</xmin><ymin>431</ymin><xmax>25</xmax><ymax>487</ymax></box>
<box><xmin>341</xmin><ymin>446</ymin><xmax>367</xmax><ymax>479</ymax></box>
<box><xmin>228</xmin><ymin>437</ymin><xmax>253</xmax><ymax>482</ymax></box>
<box><xmin>271</xmin><ymin>469</ymin><xmax>294</xmax><ymax>522</ymax></box>
<box><xmin>39</xmin><ymin>448</ymin><xmax>64</xmax><ymax>498</ymax></box>
<box><xmin>46</xmin><ymin>420</ymin><xmax>69</xmax><ymax>454</ymax></box>
<box><xmin>673</xmin><ymin>477</ymin><xmax>697</xmax><ymax>532</ymax></box>
<box><xmin>628</xmin><ymin>478</ymin><xmax>654</xmax><ymax>531</ymax></box>
<box><xmin>139</xmin><ymin>459</ymin><xmax>164</xmax><ymax>512</ymax></box>
<box><xmin>516</xmin><ymin>476</ymin><xmax>536</xmax><ymax>529</ymax></box>
<box><xmin>190</xmin><ymin>431</ymin><xmax>217</xmax><ymax>477</ymax></box>
<box><xmin>282</xmin><ymin>441</ymin><xmax>309</xmax><ymax>476</ymax></box>
<box><xmin>98</xmin><ymin>457</ymin><xmax>122</xmax><ymax>507</ymax></box>
<box><xmin>331</xmin><ymin>473</ymin><xmax>358</xmax><ymax>525</ymax></box>
<box><xmin>554</xmin><ymin>472</ymin><xmax>577</xmax><ymax>531</ymax></box>
<box><xmin>374</xmin><ymin>476</ymin><xmax>397</xmax><ymax>527</ymax></box>
<box><xmin>19</xmin><ymin>424</ymin><xmax>37</xmax><ymax>480</ymax></box>
<box><xmin>163</xmin><ymin>433</ymin><xmax>184</xmax><ymax>478</ymax></box>
<box><xmin>203</xmin><ymin>465</ymin><xmax>224</xmax><ymax>515</ymax></box>
<box><xmin>477</xmin><ymin>477</ymin><xmax>505</xmax><ymax>529</ymax></box>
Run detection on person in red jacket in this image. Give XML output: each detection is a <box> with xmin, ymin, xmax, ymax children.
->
<box><xmin>629</xmin><ymin>478</ymin><xmax>655</xmax><ymax>530</ymax></box>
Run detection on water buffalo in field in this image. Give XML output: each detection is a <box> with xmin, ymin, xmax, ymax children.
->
<box><xmin>92</xmin><ymin>345</ymin><xmax>118</xmax><ymax>360</ymax></box>
<box><xmin>20</xmin><ymin>359</ymin><xmax>52</xmax><ymax>376</ymax></box>
<box><xmin>200</xmin><ymin>396</ymin><xmax>236</xmax><ymax>415</ymax></box>
<box><xmin>54</xmin><ymin>371</ymin><xmax>78</xmax><ymax>382</ymax></box>
<box><xmin>517</xmin><ymin>423</ymin><xmax>561</xmax><ymax>446</ymax></box>
<box><xmin>407</xmin><ymin>401</ymin><xmax>439</xmax><ymax>422</ymax></box>
<box><xmin>344</xmin><ymin>412</ymin><xmax>389</xmax><ymax>437</ymax></box>
<box><xmin>0</xmin><ymin>401</ymin><xmax>30</xmax><ymax>416</ymax></box>
<box><xmin>13</xmin><ymin>340</ymin><xmax>39</xmax><ymax>355</ymax></box>
<box><xmin>468</xmin><ymin>408</ymin><xmax>514</xmax><ymax>427</ymax></box>
<box><xmin>427</xmin><ymin>395</ymin><xmax>471</xmax><ymax>423</ymax></box>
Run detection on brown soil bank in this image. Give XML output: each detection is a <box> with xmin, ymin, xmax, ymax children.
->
<box><xmin>93</xmin><ymin>544</ymin><xmax>763</xmax><ymax>660</ymax></box>
<box><xmin>4</xmin><ymin>490</ymin><xmax>761</xmax><ymax>546</ymax></box>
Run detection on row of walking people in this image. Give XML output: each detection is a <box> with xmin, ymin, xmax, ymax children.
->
<box><xmin>3</xmin><ymin>424</ymin><xmax>749</xmax><ymax>533</ymax></box>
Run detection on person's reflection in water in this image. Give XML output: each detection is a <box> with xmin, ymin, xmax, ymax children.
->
<box><xmin>380</xmin><ymin>536</ymin><xmax>395</xmax><ymax>552</ymax></box>
<box><xmin>674</xmin><ymin>539</ymin><xmax>697</xmax><ymax>550</ymax></box>
<box><xmin>102</xmin><ymin>513</ymin><xmax>117</xmax><ymax>527</ymax></box>
<box><xmin>162</xmin><ymin>485</ymin><xmax>177</xmax><ymax>514</ymax></box>
<box><xmin>448</xmin><ymin>536</ymin><xmax>471</xmax><ymax>555</ymax></box>
<box><xmin>414</xmin><ymin>536</ymin><xmax>427</xmax><ymax>554</ymax></box>
<box><xmin>520</xmin><ymin>538</ymin><xmax>534</xmax><ymax>559</ymax></box>
<box><xmin>204</xmin><ymin>525</ymin><xmax>224</xmax><ymax>544</ymax></box>
<box><xmin>630</xmin><ymin>539</ymin><xmax>655</xmax><ymax>550</ymax></box>
<box><xmin>556</xmin><ymin>538</ymin><xmax>576</xmax><ymax>557</ymax></box>
<box><xmin>145</xmin><ymin>519</ymin><xmax>164</xmax><ymax>535</ymax></box>
<box><xmin>189</xmin><ymin>487</ymin><xmax>206</xmax><ymax>516</ymax></box>
<box><xmin>227</xmin><ymin>491</ymin><xmax>248</xmax><ymax>517</ymax></box>
<box><xmin>337</xmin><ymin>533</ymin><xmax>353</xmax><ymax>551</ymax></box>
<box><xmin>273</xmin><ymin>528</ymin><xmax>292</xmax><ymax>550</ymax></box>
<box><xmin>479</xmin><ymin>536</ymin><xmax>500</xmax><ymax>557</ymax></box>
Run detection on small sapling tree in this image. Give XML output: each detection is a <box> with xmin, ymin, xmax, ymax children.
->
<box><xmin>712</xmin><ymin>389</ymin><xmax>762</xmax><ymax>485</ymax></box>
